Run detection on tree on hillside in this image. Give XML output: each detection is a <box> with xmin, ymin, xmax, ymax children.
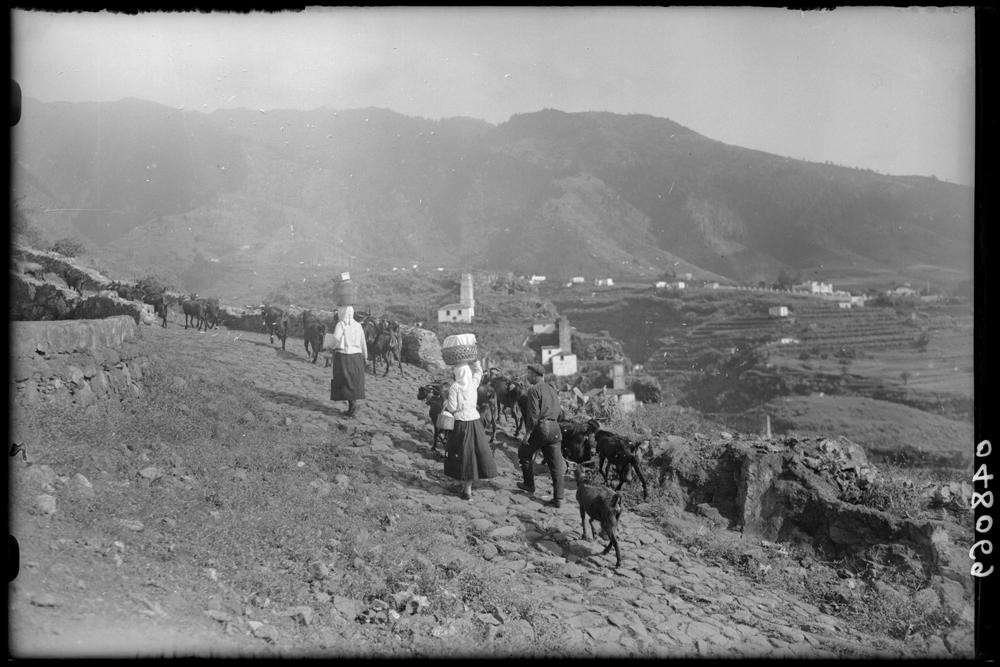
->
<box><xmin>776</xmin><ymin>267</ymin><xmax>802</xmax><ymax>289</ymax></box>
<box><xmin>50</xmin><ymin>237</ymin><xmax>86</xmax><ymax>257</ymax></box>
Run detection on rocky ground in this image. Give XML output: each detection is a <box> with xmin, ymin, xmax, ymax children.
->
<box><xmin>7</xmin><ymin>319</ymin><xmax>974</xmax><ymax>658</ymax></box>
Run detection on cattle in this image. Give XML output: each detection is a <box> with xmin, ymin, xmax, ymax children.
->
<box><xmin>63</xmin><ymin>270</ymin><xmax>85</xmax><ymax>296</ymax></box>
<box><xmin>371</xmin><ymin>319</ymin><xmax>403</xmax><ymax>376</ymax></box>
<box><xmin>595</xmin><ymin>430</ymin><xmax>649</xmax><ymax>499</ymax></box>
<box><xmin>301</xmin><ymin>310</ymin><xmax>326</xmax><ymax>364</ymax></box>
<box><xmin>181</xmin><ymin>298</ymin><xmax>204</xmax><ymax>329</ymax></box>
<box><xmin>416</xmin><ymin>382</ymin><xmax>450</xmax><ymax>451</ymax></box>
<box><xmin>476</xmin><ymin>383</ymin><xmax>498</xmax><ymax>444</ymax></box>
<box><xmin>143</xmin><ymin>291</ymin><xmax>169</xmax><ymax>328</ymax></box>
<box><xmin>559</xmin><ymin>418</ymin><xmax>602</xmax><ymax>465</ymax></box>
<box><xmin>488</xmin><ymin>368</ymin><xmax>525</xmax><ymax>435</ymax></box>
<box><xmin>362</xmin><ymin>316</ymin><xmax>380</xmax><ymax>372</ymax></box>
<box><xmin>262</xmin><ymin>305</ymin><xmax>290</xmax><ymax>350</ymax></box>
<box><xmin>199</xmin><ymin>297</ymin><xmax>220</xmax><ymax>331</ymax></box>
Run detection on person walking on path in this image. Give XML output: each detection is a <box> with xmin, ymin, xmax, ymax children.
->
<box><xmin>517</xmin><ymin>363</ymin><xmax>566</xmax><ymax>508</ymax></box>
<box><xmin>329</xmin><ymin>305</ymin><xmax>367</xmax><ymax>417</ymax></box>
<box><xmin>443</xmin><ymin>358</ymin><xmax>498</xmax><ymax>500</ymax></box>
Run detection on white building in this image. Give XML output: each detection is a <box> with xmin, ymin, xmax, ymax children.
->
<box><xmin>768</xmin><ymin>306</ymin><xmax>790</xmax><ymax>317</ymax></box>
<box><xmin>438</xmin><ymin>272</ymin><xmax>476</xmax><ymax>323</ymax></box>
<box><xmin>437</xmin><ymin>303</ymin><xmax>474</xmax><ymax>323</ymax></box>
<box><xmin>654</xmin><ymin>281</ymin><xmax>668</xmax><ymax>289</ymax></box>
<box><xmin>551</xmin><ymin>352</ymin><xmax>578</xmax><ymax>376</ymax></box>
<box><xmin>541</xmin><ymin>346</ymin><xmax>564</xmax><ymax>365</ymax></box>
<box><xmin>595</xmin><ymin>277</ymin><xmax>614</xmax><ymax>287</ymax></box>
<box><xmin>850</xmin><ymin>295</ymin><xmax>867</xmax><ymax>307</ymax></box>
<box><xmin>571</xmin><ymin>276</ymin><xmax>586</xmax><ymax>284</ymax></box>
<box><xmin>675</xmin><ymin>281</ymin><xmax>686</xmax><ymax>290</ymax></box>
<box><xmin>837</xmin><ymin>301</ymin><xmax>852</xmax><ymax>309</ymax></box>
<box><xmin>529</xmin><ymin>275</ymin><xmax>547</xmax><ymax>285</ymax></box>
<box><xmin>797</xmin><ymin>281</ymin><xmax>834</xmax><ymax>294</ymax></box>
<box><xmin>708</xmin><ymin>282</ymin><xmax>720</xmax><ymax>289</ymax></box>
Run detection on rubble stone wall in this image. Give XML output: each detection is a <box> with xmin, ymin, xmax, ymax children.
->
<box><xmin>11</xmin><ymin>316</ymin><xmax>150</xmax><ymax>412</ymax></box>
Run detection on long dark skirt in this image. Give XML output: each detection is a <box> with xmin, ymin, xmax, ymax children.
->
<box><xmin>444</xmin><ymin>419</ymin><xmax>498</xmax><ymax>482</ymax></box>
<box><xmin>330</xmin><ymin>351</ymin><xmax>365</xmax><ymax>401</ymax></box>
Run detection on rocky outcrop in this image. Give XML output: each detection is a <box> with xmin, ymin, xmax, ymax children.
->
<box><xmin>652</xmin><ymin>434</ymin><xmax>972</xmax><ymax>593</ymax></box>
<box><xmin>10</xmin><ymin>316</ymin><xmax>148</xmax><ymax>411</ymax></box>
<box><xmin>14</xmin><ymin>244</ymin><xmax>114</xmax><ymax>294</ymax></box>
<box><xmin>12</xmin><ymin>273</ymin><xmax>159</xmax><ymax>324</ymax></box>
<box><xmin>400</xmin><ymin>326</ymin><xmax>446</xmax><ymax>371</ymax></box>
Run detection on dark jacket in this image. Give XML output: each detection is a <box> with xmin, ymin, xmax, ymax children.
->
<box><xmin>523</xmin><ymin>380</ymin><xmax>561</xmax><ymax>440</ymax></box>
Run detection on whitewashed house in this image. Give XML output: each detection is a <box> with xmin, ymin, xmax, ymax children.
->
<box><xmin>768</xmin><ymin>306</ymin><xmax>790</xmax><ymax>317</ymax></box>
<box><xmin>571</xmin><ymin>276</ymin><xmax>586</xmax><ymax>284</ymax></box>
<box><xmin>437</xmin><ymin>272</ymin><xmax>475</xmax><ymax>323</ymax></box>
<box><xmin>529</xmin><ymin>275</ymin><xmax>547</xmax><ymax>285</ymax></box>
<box><xmin>595</xmin><ymin>277</ymin><xmax>614</xmax><ymax>287</ymax></box>
<box><xmin>437</xmin><ymin>303</ymin><xmax>474</xmax><ymax>323</ymax></box>
<box><xmin>541</xmin><ymin>346</ymin><xmax>564</xmax><ymax>365</ymax></box>
<box><xmin>551</xmin><ymin>352</ymin><xmax>578</xmax><ymax>376</ymax></box>
<box><xmin>654</xmin><ymin>281</ymin><xmax>668</xmax><ymax>289</ymax></box>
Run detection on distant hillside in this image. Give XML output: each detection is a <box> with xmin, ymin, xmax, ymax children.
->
<box><xmin>12</xmin><ymin>99</ymin><xmax>973</xmax><ymax>292</ymax></box>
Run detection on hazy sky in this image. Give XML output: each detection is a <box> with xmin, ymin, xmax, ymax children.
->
<box><xmin>12</xmin><ymin>6</ymin><xmax>976</xmax><ymax>185</ymax></box>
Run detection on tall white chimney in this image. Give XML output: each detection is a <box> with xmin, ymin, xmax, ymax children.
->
<box><xmin>460</xmin><ymin>273</ymin><xmax>475</xmax><ymax>307</ymax></box>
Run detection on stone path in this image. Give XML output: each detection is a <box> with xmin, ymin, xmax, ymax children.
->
<box><xmin>133</xmin><ymin>322</ymin><xmax>916</xmax><ymax>658</ymax></box>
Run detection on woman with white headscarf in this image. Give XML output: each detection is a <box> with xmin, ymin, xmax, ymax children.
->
<box><xmin>330</xmin><ymin>305</ymin><xmax>368</xmax><ymax>417</ymax></box>
<box><xmin>443</xmin><ymin>358</ymin><xmax>498</xmax><ymax>500</ymax></box>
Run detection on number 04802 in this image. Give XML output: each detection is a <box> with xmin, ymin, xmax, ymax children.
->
<box><xmin>972</xmin><ymin>440</ymin><xmax>994</xmax><ymax>578</ymax></box>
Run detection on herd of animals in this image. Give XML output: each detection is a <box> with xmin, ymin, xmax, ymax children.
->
<box><xmin>62</xmin><ymin>277</ymin><xmax>645</xmax><ymax>567</ymax></box>
<box><xmin>416</xmin><ymin>369</ymin><xmax>648</xmax><ymax>568</ymax></box>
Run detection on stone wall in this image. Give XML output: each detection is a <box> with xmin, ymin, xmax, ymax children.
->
<box><xmin>11</xmin><ymin>316</ymin><xmax>150</xmax><ymax>413</ymax></box>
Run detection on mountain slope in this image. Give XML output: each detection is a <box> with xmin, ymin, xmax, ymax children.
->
<box><xmin>12</xmin><ymin>99</ymin><xmax>973</xmax><ymax>290</ymax></box>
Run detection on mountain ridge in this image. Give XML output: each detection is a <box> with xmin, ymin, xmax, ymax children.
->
<box><xmin>12</xmin><ymin>97</ymin><xmax>973</xmax><ymax>291</ymax></box>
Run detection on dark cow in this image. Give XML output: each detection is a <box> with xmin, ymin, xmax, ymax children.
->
<box><xmin>488</xmin><ymin>368</ymin><xmax>525</xmax><ymax>435</ymax></box>
<box><xmin>371</xmin><ymin>319</ymin><xmax>403</xmax><ymax>376</ymax></box>
<box><xmin>559</xmin><ymin>418</ymin><xmax>602</xmax><ymax>465</ymax></box>
<box><xmin>362</xmin><ymin>316</ymin><xmax>380</xmax><ymax>373</ymax></box>
<box><xmin>199</xmin><ymin>297</ymin><xmax>220</xmax><ymax>331</ymax></box>
<box><xmin>262</xmin><ymin>305</ymin><xmax>289</xmax><ymax>350</ymax></box>
<box><xmin>595</xmin><ymin>430</ymin><xmax>649</xmax><ymax>500</ymax></box>
<box><xmin>477</xmin><ymin>383</ymin><xmax>498</xmax><ymax>444</ymax></box>
<box><xmin>417</xmin><ymin>382</ymin><xmax>450</xmax><ymax>451</ymax></box>
<box><xmin>301</xmin><ymin>310</ymin><xmax>326</xmax><ymax>364</ymax></box>
<box><xmin>63</xmin><ymin>270</ymin><xmax>85</xmax><ymax>296</ymax></box>
<box><xmin>143</xmin><ymin>291</ymin><xmax>169</xmax><ymax>328</ymax></box>
<box><xmin>181</xmin><ymin>298</ymin><xmax>204</xmax><ymax>329</ymax></box>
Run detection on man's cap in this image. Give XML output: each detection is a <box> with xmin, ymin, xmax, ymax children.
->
<box><xmin>527</xmin><ymin>363</ymin><xmax>546</xmax><ymax>377</ymax></box>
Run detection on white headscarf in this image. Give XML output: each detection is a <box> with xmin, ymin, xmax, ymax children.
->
<box><xmin>341</xmin><ymin>305</ymin><xmax>355</xmax><ymax>327</ymax></box>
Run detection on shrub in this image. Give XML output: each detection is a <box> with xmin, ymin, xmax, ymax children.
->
<box><xmin>50</xmin><ymin>237</ymin><xmax>86</xmax><ymax>257</ymax></box>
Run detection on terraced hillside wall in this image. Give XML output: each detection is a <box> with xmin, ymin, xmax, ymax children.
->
<box><xmin>10</xmin><ymin>316</ymin><xmax>151</xmax><ymax>413</ymax></box>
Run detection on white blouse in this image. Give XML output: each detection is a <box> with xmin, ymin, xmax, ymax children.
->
<box><xmin>444</xmin><ymin>361</ymin><xmax>483</xmax><ymax>421</ymax></box>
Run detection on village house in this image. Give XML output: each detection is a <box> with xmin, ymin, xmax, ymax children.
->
<box><xmin>529</xmin><ymin>275</ymin><xmax>547</xmax><ymax>285</ymax></box>
<box><xmin>571</xmin><ymin>276</ymin><xmax>586</xmax><ymax>284</ymax></box>
<box><xmin>594</xmin><ymin>277</ymin><xmax>614</xmax><ymax>287</ymax></box>
<box><xmin>437</xmin><ymin>272</ymin><xmax>475</xmax><ymax>323</ymax></box>
<box><xmin>654</xmin><ymin>281</ymin><xmax>668</xmax><ymax>289</ymax></box>
<box><xmin>768</xmin><ymin>306</ymin><xmax>790</xmax><ymax>317</ymax></box>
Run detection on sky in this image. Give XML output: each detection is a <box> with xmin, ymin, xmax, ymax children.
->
<box><xmin>11</xmin><ymin>6</ymin><xmax>976</xmax><ymax>185</ymax></box>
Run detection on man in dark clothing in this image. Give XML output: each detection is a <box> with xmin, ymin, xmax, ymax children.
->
<box><xmin>517</xmin><ymin>363</ymin><xmax>566</xmax><ymax>508</ymax></box>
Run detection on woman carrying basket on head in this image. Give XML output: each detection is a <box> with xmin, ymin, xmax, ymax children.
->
<box><xmin>441</xmin><ymin>338</ymin><xmax>497</xmax><ymax>500</ymax></box>
<box><xmin>329</xmin><ymin>305</ymin><xmax>367</xmax><ymax>418</ymax></box>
